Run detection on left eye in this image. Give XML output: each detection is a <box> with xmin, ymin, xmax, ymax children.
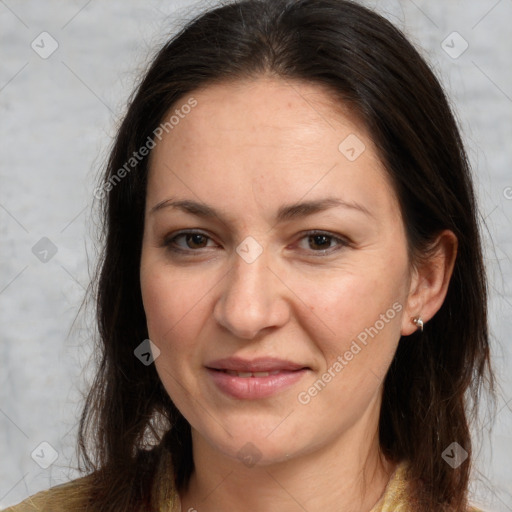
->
<box><xmin>297</xmin><ymin>231</ymin><xmax>349</xmax><ymax>253</ymax></box>
<box><xmin>163</xmin><ymin>230</ymin><xmax>349</xmax><ymax>255</ymax></box>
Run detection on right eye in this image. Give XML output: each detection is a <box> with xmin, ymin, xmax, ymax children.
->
<box><xmin>163</xmin><ymin>230</ymin><xmax>218</xmax><ymax>254</ymax></box>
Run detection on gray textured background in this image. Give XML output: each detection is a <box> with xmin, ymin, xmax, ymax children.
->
<box><xmin>1</xmin><ymin>0</ymin><xmax>511</xmax><ymax>509</ymax></box>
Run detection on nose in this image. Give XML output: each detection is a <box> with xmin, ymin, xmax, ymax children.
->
<box><xmin>213</xmin><ymin>247</ymin><xmax>290</xmax><ymax>340</ymax></box>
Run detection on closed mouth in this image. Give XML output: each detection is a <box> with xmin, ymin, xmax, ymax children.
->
<box><xmin>213</xmin><ymin>369</ymin><xmax>298</xmax><ymax>378</ymax></box>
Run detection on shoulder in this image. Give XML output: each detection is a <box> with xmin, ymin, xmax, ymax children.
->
<box><xmin>370</xmin><ymin>462</ymin><xmax>489</xmax><ymax>512</ymax></box>
<box><xmin>1</xmin><ymin>475</ymin><xmax>94</xmax><ymax>512</ymax></box>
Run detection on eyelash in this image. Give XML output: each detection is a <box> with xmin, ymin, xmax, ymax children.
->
<box><xmin>162</xmin><ymin>229</ymin><xmax>351</xmax><ymax>257</ymax></box>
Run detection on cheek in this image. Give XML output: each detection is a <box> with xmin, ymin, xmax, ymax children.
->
<box><xmin>297</xmin><ymin>275</ymin><xmax>404</xmax><ymax>410</ymax></box>
<box><xmin>296</xmin><ymin>269</ymin><xmax>403</xmax><ymax>334</ymax></box>
<box><xmin>140</xmin><ymin>264</ymin><xmax>208</xmax><ymax>405</ymax></box>
<box><xmin>290</xmin><ymin>263</ymin><xmax>407</xmax><ymax>378</ymax></box>
<box><xmin>141</xmin><ymin>260</ymin><xmax>207</xmax><ymax>336</ymax></box>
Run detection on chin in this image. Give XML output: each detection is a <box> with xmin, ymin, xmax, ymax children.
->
<box><xmin>195</xmin><ymin>421</ymin><xmax>310</xmax><ymax>467</ymax></box>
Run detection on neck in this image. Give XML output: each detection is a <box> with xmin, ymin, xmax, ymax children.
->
<box><xmin>178</xmin><ymin>404</ymin><xmax>396</xmax><ymax>512</ymax></box>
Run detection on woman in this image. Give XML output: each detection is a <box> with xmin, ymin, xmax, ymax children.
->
<box><xmin>4</xmin><ymin>0</ymin><xmax>494</xmax><ymax>510</ymax></box>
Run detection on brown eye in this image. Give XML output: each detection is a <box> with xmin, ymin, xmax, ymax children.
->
<box><xmin>308</xmin><ymin>234</ymin><xmax>333</xmax><ymax>251</ymax></box>
<box><xmin>163</xmin><ymin>230</ymin><xmax>216</xmax><ymax>253</ymax></box>
<box><xmin>182</xmin><ymin>233</ymin><xmax>209</xmax><ymax>249</ymax></box>
<box><xmin>297</xmin><ymin>230</ymin><xmax>350</xmax><ymax>255</ymax></box>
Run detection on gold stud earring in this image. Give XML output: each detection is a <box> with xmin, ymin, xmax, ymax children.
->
<box><xmin>412</xmin><ymin>316</ymin><xmax>424</xmax><ymax>332</ymax></box>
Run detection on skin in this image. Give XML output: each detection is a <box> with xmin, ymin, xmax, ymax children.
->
<box><xmin>139</xmin><ymin>77</ymin><xmax>457</xmax><ymax>512</ymax></box>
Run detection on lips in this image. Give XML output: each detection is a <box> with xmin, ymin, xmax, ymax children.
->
<box><xmin>222</xmin><ymin>369</ymin><xmax>282</xmax><ymax>378</ymax></box>
<box><xmin>205</xmin><ymin>357</ymin><xmax>310</xmax><ymax>399</ymax></box>
<box><xmin>206</xmin><ymin>356</ymin><xmax>308</xmax><ymax>373</ymax></box>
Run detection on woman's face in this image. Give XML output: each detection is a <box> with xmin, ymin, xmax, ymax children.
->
<box><xmin>140</xmin><ymin>77</ymin><xmax>415</xmax><ymax>465</ymax></box>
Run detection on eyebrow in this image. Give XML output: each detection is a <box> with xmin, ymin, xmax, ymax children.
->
<box><xmin>149</xmin><ymin>197</ymin><xmax>373</xmax><ymax>223</ymax></box>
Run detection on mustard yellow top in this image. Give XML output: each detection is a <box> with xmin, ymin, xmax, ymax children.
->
<box><xmin>3</xmin><ymin>459</ymin><xmax>484</xmax><ymax>511</ymax></box>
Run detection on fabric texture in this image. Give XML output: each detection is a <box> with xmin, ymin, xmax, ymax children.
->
<box><xmin>3</xmin><ymin>455</ymin><xmax>485</xmax><ymax>511</ymax></box>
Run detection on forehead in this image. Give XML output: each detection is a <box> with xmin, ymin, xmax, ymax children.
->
<box><xmin>155</xmin><ymin>77</ymin><xmax>365</xmax><ymax>156</ymax></box>
<box><xmin>146</xmin><ymin>77</ymin><xmax>398</xmax><ymax>224</ymax></box>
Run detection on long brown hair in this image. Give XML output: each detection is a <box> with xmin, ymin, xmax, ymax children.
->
<box><xmin>76</xmin><ymin>0</ymin><xmax>495</xmax><ymax>510</ymax></box>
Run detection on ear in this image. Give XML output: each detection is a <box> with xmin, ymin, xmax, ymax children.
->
<box><xmin>401</xmin><ymin>229</ymin><xmax>458</xmax><ymax>336</ymax></box>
